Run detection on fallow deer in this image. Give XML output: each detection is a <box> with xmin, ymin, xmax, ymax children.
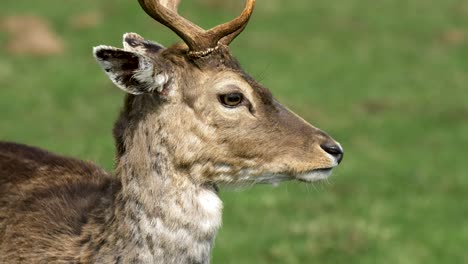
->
<box><xmin>0</xmin><ymin>0</ymin><xmax>343</xmax><ymax>263</ymax></box>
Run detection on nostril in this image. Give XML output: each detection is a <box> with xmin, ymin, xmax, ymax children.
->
<box><xmin>320</xmin><ymin>142</ymin><xmax>344</xmax><ymax>164</ymax></box>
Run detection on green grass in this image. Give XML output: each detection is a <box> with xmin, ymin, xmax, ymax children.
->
<box><xmin>1</xmin><ymin>0</ymin><xmax>468</xmax><ymax>263</ymax></box>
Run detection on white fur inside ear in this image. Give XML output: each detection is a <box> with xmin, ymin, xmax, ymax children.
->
<box><xmin>154</xmin><ymin>74</ymin><xmax>168</xmax><ymax>92</ymax></box>
<box><xmin>93</xmin><ymin>45</ymin><xmax>168</xmax><ymax>95</ymax></box>
<box><xmin>133</xmin><ymin>63</ymin><xmax>169</xmax><ymax>94</ymax></box>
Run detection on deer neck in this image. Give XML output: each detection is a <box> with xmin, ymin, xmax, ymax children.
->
<box><xmin>103</xmin><ymin>114</ymin><xmax>222</xmax><ymax>264</ymax></box>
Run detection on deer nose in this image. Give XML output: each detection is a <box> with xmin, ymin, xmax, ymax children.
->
<box><xmin>320</xmin><ymin>142</ymin><xmax>344</xmax><ymax>164</ymax></box>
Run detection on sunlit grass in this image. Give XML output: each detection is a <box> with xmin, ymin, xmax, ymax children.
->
<box><xmin>1</xmin><ymin>0</ymin><xmax>467</xmax><ymax>263</ymax></box>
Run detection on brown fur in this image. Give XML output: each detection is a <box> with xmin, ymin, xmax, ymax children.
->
<box><xmin>0</xmin><ymin>37</ymin><xmax>342</xmax><ymax>263</ymax></box>
<box><xmin>0</xmin><ymin>142</ymin><xmax>116</xmax><ymax>263</ymax></box>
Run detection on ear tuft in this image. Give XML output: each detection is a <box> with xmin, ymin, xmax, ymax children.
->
<box><xmin>93</xmin><ymin>45</ymin><xmax>169</xmax><ymax>95</ymax></box>
<box><xmin>123</xmin><ymin>33</ymin><xmax>165</xmax><ymax>54</ymax></box>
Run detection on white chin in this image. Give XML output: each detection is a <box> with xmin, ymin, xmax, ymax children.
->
<box><xmin>296</xmin><ymin>168</ymin><xmax>333</xmax><ymax>182</ymax></box>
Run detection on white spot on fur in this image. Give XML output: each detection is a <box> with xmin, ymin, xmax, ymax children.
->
<box><xmin>197</xmin><ymin>190</ymin><xmax>222</xmax><ymax>232</ymax></box>
<box><xmin>214</xmin><ymin>164</ymin><xmax>232</xmax><ymax>173</ymax></box>
<box><xmin>154</xmin><ymin>74</ymin><xmax>168</xmax><ymax>92</ymax></box>
<box><xmin>296</xmin><ymin>169</ymin><xmax>333</xmax><ymax>182</ymax></box>
<box><xmin>198</xmin><ymin>190</ymin><xmax>222</xmax><ymax>214</ymax></box>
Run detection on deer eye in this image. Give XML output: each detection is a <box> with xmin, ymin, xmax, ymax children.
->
<box><xmin>219</xmin><ymin>93</ymin><xmax>244</xmax><ymax>107</ymax></box>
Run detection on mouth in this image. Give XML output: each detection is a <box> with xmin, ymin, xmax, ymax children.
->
<box><xmin>296</xmin><ymin>168</ymin><xmax>334</xmax><ymax>182</ymax></box>
<box><xmin>220</xmin><ymin>167</ymin><xmax>335</xmax><ymax>187</ymax></box>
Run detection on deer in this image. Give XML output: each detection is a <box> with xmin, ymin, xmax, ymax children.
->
<box><xmin>0</xmin><ymin>0</ymin><xmax>343</xmax><ymax>263</ymax></box>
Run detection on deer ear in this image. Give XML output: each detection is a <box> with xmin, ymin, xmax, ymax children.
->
<box><xmin>123</xmin><ymin>32</ymin><xmax>165</xmax><ymax>54</ymax></box>
<box><xmin>93</xmin><ymin>46</ymin><xmax>169</xmax><ymax>95</ymax></box>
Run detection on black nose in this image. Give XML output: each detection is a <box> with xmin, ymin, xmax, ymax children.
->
<box><xmin>320</xmin><ymin>142</ymin><xmax>344</xmax><ymax>164</ymax></box>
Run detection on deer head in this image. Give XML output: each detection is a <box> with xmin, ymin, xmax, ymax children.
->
<box><xmin>93</xmin><ymin>0</ymin><xmax>343</xmax><ymax>186</ymax></box>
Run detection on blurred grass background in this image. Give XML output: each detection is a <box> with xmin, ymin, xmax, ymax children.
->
<box><xmin>1</xmin><ymin>0</ymin><xmax>468</xmax><ymax>263</ymax></box>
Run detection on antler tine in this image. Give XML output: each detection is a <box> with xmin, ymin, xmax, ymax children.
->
<box><xmin>138</xmin><ymin>0</ymin><xmax>205</xmax><ymax>51</ymax></box>
<box><xmin>209</xmin><ymin>0</ymin><xmax>256</xmax><ymax>46</ymax></box>
<box><xmin>138</xmin><ymin>0</ymin><xmax>255</xmax><ymax>56</ymax></box>
<box><xmin>219</xmin><ymin>17</ymin><xmax>250</xmax><ymax>46</ymax></box>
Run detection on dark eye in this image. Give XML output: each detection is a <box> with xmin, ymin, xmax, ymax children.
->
<box><xmin>219</xmin><ymin>93</ymin><xmax>244</xmax><ymax>107</ymax></box>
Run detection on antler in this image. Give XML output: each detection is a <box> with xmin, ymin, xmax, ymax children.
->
<box><xmin>137</xmin><ymin>0</ymin><xmax>255</xmax><ymax>57</ymax></box>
